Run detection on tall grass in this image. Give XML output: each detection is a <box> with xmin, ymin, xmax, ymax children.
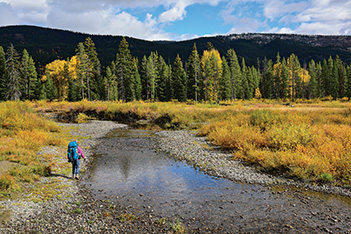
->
<box><xmin>0</xmin><ymin>101</ymin><xmax>66</xmax><ymax>194</ymax></box>
<box><xmin>200</xmin><ymin>108</ymin><xmax>351</xmax><ymax>184</ymax></box>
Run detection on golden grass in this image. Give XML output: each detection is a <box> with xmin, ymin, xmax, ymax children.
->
<box><xmin>0</xmin><ymin>101</ymin><xmax>68</xmax><ymax>196</ymax></box>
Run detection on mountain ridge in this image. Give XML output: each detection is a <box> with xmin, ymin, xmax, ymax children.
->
<box><xmin>1</xmin><ymin>25</ymin><xmax>351</xmax><ymax>70</ymax></box>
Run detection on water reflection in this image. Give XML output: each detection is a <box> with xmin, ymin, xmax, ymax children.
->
<box><xmin>83</xmin><ymin>128</ymin><xmax>351</xmax><ymax>232</ymax></box>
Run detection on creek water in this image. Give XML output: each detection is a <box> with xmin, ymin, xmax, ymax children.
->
<box><xmin>83</xmin><ymin>128</ymin><xmax>351</xmax><ymax>233</ymax></box>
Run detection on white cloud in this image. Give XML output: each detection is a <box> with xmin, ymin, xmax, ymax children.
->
<box><xmin>159</xmin><ymin>1</ymin><xmax>188</xmax><ymax>23</ymax></box>
<box><xmin>1</xmin><ymin>0</ymin><xmax>47</xmax><ymax>11</ymax></box>
<box><xmin>292</xmin><ymin>0</ymin><xmax>351</xmax><ymax>35</ymax></box>
<box><xmin>263</xmin><ymin>0</ymin><xmax>308</xmax><ymax>21</ymax></box>
<box><xmin>0</xmin><ymin>2</ymin><xmax>19</xmax><ymax>25</ymax></box>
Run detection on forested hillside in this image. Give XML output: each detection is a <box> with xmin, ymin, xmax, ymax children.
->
<box><xmin>1</xmin><ymin>25</ymin><xmax>351</xmax><ymax>103</ymax></box>
<box><xmin>1</xmin><ymin>25</ymin><xmax>351</xmax><ymax>68</ymax></box>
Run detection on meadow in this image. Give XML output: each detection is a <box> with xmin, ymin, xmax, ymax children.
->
<box><xmin>1</xmin><ymin>99</ymin><xmax>351</xmax><ymax>197</ymax></box>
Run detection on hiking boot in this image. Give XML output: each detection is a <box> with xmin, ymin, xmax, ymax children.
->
<box><xmin>75</xmin><ymin>176</ymin><xmax>79</xmax><ymax>180</ymax></box>
<box><xmin>72</xmin><ymin>174</ymin><xmax>75</xmax><ymax>179</ymax></box>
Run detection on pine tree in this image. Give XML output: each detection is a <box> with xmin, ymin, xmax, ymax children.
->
<box><xmin>287</xmin><ymin>54</ymin><xmax>301</xmax><ymax>102</ymax></box>
<box><xmin>330</xmin><ymin>57</ymin><xmax>339</xmax><ymax>99</ymax></box>
<box><xmin>109</xmin><ymin>61</ymin><xmax>118</xmax><ymax>101</ymax></box>
<box><xmin>5</xmin><ymin>44</ymin><xmax>21</xmax><ymax>101</ymax></box>
<box><xmin>247</xmin><ymin>66</ymin><xmax>255</xmax><ymax>100</ymax></box>
<box><xmin>316</xmin><ymin>62</ymin><xmax>323</xmax><ymax>98</ymax></box>
<box><xmin>334</xmin><ymin>55</ymin><xmax>346</xmax><ymax>98</ymax></box>
<box><xmin>156</xmin><ymin>56</ymin><xmax>169</xmax><ymax>101</ymax></box>
<box><xmin>219</xmin><ymin>56</ymin><xmax>231</xmax><ymax>101</ymax></box>
<box><xmin>20</xmin><ymin>49</ymin><xmax>29</xmax><ymax>100</ymax></box>
<box><xmin>281</xmin><ymin>58</ymin><xmax>289</xmax><ymax>100</ymax></box>
<box><xmin>133</xmin><ymin>58</ymin><xmax>142</xmax><ymax>100</ymax></box>
<box><xmin>187</xmin><ymin>43</ymin><xmax>201</xmax><ymax>101</ymax></box>
<box><xmin>21</xmin><ymin>50</ymin><xmax>38</xmax><ymax>100</ymax></box>
<box><xmin>67</xmin><ymin>77</ymin><xmax>77</xmax><ymax>102</ymax></box>
<box><xmin>172</xmin><ymin>54</ymin><xmax>186</xmax><ymax>101</ymax></box>
<box><xmin>145</xmin><ymin>52</ymin><xmax>158</xmax><ymax>101</ymax></box>
<box><xmin>272</xmin><ymin>53</ymin><xmax>282</xmax><ymax>99</ymax></box>
<box><xmin>165</xmin><ymin>64</ymin><xmax>173</xmax><ymax>102</ymax></box>
<box><xmin>105</xmin><ymin>66</ymin><xmax>112</xmax><ymax>101</ymax></box>
<box><xmin>0</xmin><ymin>46</ymin><xmax>6</xmax><ymax>101</ymax></box>
<box><xmin>322</xmin><ymin>59</ymin><xmax>330</xmax><ymax>97</ymax></box>
<box><xmin>84</xmin><ymin>37</ymin><xmax>102</xmax><ymax>100</ymax></box>
<box><xmin>76</xmin><ymin>42</ymin><xmax>90</xmax><ymax>100</ymax></box>
<box><xmin>116</xmin><ymin>37</ymin><xmax>134</xmax><ymax>102</ymax></box>
<box><xmin>140</xmin><ymin>55</ymin><xmax>148</xmax><ymax>100</ymax></box>
<box><xmin>308</xmin><ymin>60</ymin><xmax>318</xmax><ymax>99</ymax></box>
<box><xmin>241</xmin><ymin>58</ymin><xmax>250</xmax><ymax>99</ymax></box>
<box><xmin>227</xmin><ymin>49</ymin><xmax>242</xmax><ymax>101</ymax></box>
<box><xmin>261</xmin><ymin>58</ymin><xmax>273</xmax><ymax>99</ymax></box>
<box><xmin>42</xmin><ymin>68</ymin><xmax>56</xmax><ymax>101</ymax></box>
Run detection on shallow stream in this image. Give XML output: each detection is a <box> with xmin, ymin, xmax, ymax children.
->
<box><xmin>83</xmin><ymin>127</ymin><xmax>351</xmax><ymax>233</ymax></box>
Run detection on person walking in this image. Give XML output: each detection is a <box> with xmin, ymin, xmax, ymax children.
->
<box><xmin>67</xmin><ymin>140</ymin><xmax>86</xmax><ymax>180</ymax></box>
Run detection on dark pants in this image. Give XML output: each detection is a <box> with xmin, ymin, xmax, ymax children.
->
<box><xmin>71</xmin><ymin>159</ymin><xmax>80</xmax><ymax>175</ymax></box>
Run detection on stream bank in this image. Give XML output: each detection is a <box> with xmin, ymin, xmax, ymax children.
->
<box><xmin>1</xmin><ymin>120</ymin><xmax>351</xmax><ymax>233</ymax></box>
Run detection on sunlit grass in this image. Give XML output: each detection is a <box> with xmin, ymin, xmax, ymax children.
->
<box><xmin>0</xmin><ymin>101</ymin><xmax>69</xmax><ymax>197</ymax></box>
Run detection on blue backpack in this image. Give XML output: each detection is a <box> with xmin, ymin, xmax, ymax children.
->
<box><xmin>67</xmin><ymin>141</ymin><xmax>79</xmax><ymax>161</ymax></box>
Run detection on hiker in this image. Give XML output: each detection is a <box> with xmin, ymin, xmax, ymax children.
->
<box><xmin>67</xmin><ymin>140</ymin><xmax>86</xmax><ymax>180</ymax></box>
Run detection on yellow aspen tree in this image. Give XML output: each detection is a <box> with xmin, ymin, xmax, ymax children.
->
<box><xmin>201</xmin><ymin>49</ymin><xmax>222</xmax><ymax>102</ymax></box>
<box><xmin>43</xmin><ymin>59</ymin><xmax>69</xmax><ymax>100</ymax></box>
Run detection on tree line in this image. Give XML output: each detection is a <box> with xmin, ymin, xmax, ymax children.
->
<box><xmin>1</xmin><ymin>37</ymin><xmax>351</xmax><ymax>102</ymax></box>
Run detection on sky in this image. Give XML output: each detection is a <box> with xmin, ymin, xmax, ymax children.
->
<box><xmin>0</xmin><ymin>0</ymin><xmax>350</xmax><ymax>41</ymax></box>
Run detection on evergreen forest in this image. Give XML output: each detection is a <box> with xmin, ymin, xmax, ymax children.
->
<box><xmin>1</xmin><ymin>37</ymin><xmax>351</xmax><ymax>103</ymax></box>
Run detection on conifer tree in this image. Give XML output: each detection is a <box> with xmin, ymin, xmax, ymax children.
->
<box><xmin>67</xmin><ymin>77</ymin><xmax>77</xmax><ymax>102</ymax></box>
<box><xmin>5</xmin><ymin>44</ymin><xmax>21</xmax><ymax>101</ymax></box>
<box><xmin>140</xmin><ymin>55</ymin><xmax>148</xmax><ymax>100</ymax></box>
<box><xmin>38</xmin><ymin>79</ymin><xmax>47</xmax><ymax>100</ymax></box>
<box><xmin>21</xmin><ymin>49</ymin><xmax>38</xmax><ymax>100</ymax></box>
<box><xmin>105</xmin><ymin>66</ymin><xmax>112</xmax><ymax>101</ymax></box>
<box><xmin>187</xmin><ymin>43</ymin><xmax>201</xmax><ymax>101</ymax></box>
<box><xmin>76</xmin><ymin>42</ymin><xmax>90</xmax><ymax>100</ymax></box>
<box><xmin>116</xmin><ymin>37</ymin><xmax>134</xmax><ymax>101</ymax></box>
<box><xmin>0</xmin><ymin>46</ymin><xmax>6</xmax><ymax>101</ymax></box>
<box><xmin>84</xmin><ymin>37</ymin><xmax>102</xmax><ymax>100</ymax></box>
<box><xmin>172</xmin><ymin>54</ymin><xmax>186</xmax><ymax>101</ymax></box>
<box><xmin>145</xmin><ymin>52</ymin><xmax>158</xmax><ymax>101</ymax></box>
<box><xmin>334</xmin><ymin>55</ymin><xmax>346</xmax><ymax>98</ymax></box>
<box><xmin>316</xmin><ymin>62</ymin><xmax>323</xmax><ymax>98</ymax></box>
<box><xmin>156</xmin><ymin>56</ymin><xmax>169</xmax><ymax>101</ymax></box>
<box><xmin>308</xmin><ymin>60</ymin><xmax>318</xmax><ymax>99</ymax></box>
<box><xmin>108</xmin><ymin>62</ymin><xmax>118</xmax><ymax>101</ymax></box>
<box><xmin>322</xmin><ymin>59</ymin><xmax>330</xmax><ymax>97</ymax></box>
<box><xmin>246</xmin><ymin>66</ymin><xmax>255</xmax><ymax>100</ymax></box>
<box><xmin>42</xmin><ymin>68</ymin><xmax>56</xmax><ymax>101</ymax></box>
<box><xmin>227</xmin><ymin>49</ymin><xmax>242</xmax><ymax>101</ymax></box>
<box><xmin>165</xmin><ymin>64</ymin><xmax>173</xmax><ymax>101</ymax></box>
<box><xmin>220</xmin><ymin>56</ymin><xmax>231</xmax><ymax>101</ymax></box>
<box><xmin>133</xmin><ymin>58</ymin><xmax>142</xmax><ymax>100</ymax></box>
<box><xmin>241</xmin><ymin>58</ymin><xmax>250</xmax><ymax>99</ymax></box>
<box><xmin>330</xmin><ymin>57</ymin><xmax>339</xmax><ymax>99</ymax></box>
<box><xmin>261</xmin><ymin>58</ymin><xmax>273</xmax><ymax>99</ymax></box>
<box><xmin>287</xmin><ymin>54</ymin><xmax>301</xmax><ymax>101</ymax></box>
